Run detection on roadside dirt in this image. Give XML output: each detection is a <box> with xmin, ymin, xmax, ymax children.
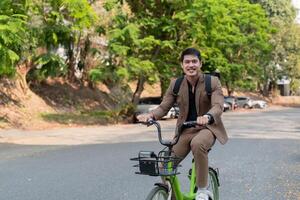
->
<box><xmin>1</xmin><ymin>78</ymin><xmax>299</xmax><ymax>131</ymax></box>
<box><xmin>0</xmin><ymin>105</ymin><xmax>292</xmax><ymax>146</ymax></box>
<box><xmin>0</xmin><ymin>78</ymin><xmax>118</xmax><ymax>130</ymax></box>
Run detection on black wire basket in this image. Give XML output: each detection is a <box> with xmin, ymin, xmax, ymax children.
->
<box><xmin>130</xmin><ymin>150</ymin><xmax>181</xmax><ymax>176</ymax></box>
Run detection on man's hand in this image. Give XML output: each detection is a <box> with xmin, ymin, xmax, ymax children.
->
<box><xmin>196</xmin><ymin>115</ymin><xmax>210</xmax><ymax>125</ymax></box>
<box><xmin>136</xmin><ymin>113</ymin><xmax>154</xmax><ymax>123</ymax></box>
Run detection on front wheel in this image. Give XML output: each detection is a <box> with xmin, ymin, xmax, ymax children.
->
<box><xmin>208</xmin><ymin>168</ymin><xmax>220</xmax><ymax>200</ymax></box>
<box><xmin>146</xmin><ymin>186</ymin><xmax>169</xmax><ymax>200</ymax></box>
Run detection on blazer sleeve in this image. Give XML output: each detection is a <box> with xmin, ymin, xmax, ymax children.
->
<box><xmin>207</xmin><ymin>76</ymin><xmax>224</xmax><ymax>120</ymax></box>
<box><xmin>150</xmin><ymin>80</ymin><xmax>176</xmax><ymax>120</ymax></box>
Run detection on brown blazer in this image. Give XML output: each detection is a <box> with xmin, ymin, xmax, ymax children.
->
<box><xmin>151</xmin><ymin>73</ymin><xmax>228</xmax><ymax>145</ymax></box>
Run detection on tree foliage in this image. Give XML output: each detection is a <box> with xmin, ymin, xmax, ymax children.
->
<box><xmin>29</xmin><ymin>0</ymin><xmax>98</xmax><ymax>82</ymax></box>
<box><xmin>95</xmin><ymin>0</ymin><xmax>273</xmax><ymax>100</ymax></box>
<box><xmin>249</xmin><ymin>0</ymin><xmax>299</xmax><ymax>96</ymax></box>
<box><xmin>173</xmin><ymin>0</ymin><xmax>273</xmax><ymax>95</ymax></box>
<box><xmin>0</xmin><ymin>0</ymin><xmax>28</xmax><ymax>77</ymax></box>
<box><xmin>1</xmin><ymin>0</ymin><xmax>299</xmax><ymax>114</ymax></box>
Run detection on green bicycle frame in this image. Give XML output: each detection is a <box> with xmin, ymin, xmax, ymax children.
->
<box><xmin>166</xmin><ymin>160</ymin><xmax>197</xmax><ymax>200</ymax></box>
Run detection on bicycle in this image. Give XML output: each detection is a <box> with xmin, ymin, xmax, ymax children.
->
<box><xmin>130</xmin><ymin>120</ymin><xmax>220</xmax><ymax>200</ymax></box>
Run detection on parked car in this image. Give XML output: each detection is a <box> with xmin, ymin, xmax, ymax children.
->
<box><xmin>235</xmin><ymin>96</ymin><xmax>254</xmax><ymax>108</ymax></box>
<box><xmin>223</xmin><ymin>102</ymin><xmax>230</xmax><ymax>112</ymax></box>
<box><xmin>135</xmin><ymin>97</ymin><xmax>178</xmax><ymax>121</ymax></box>
<box><xmin>224</xmin><ymin>96</ymin><xmax>238</xmax><ymax>110</ymax></box>
<box><xmin>136</xmin><ymin>104</ymin><xmax>177</xmax><ymax>119</ymax></box>
<box><xmin>252</xmin><ymin>100</ymin><xmax>268</xmax><ymax>109</ymax></box>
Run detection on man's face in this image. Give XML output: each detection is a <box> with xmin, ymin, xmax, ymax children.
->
<box><xmin>181</xmin><ymin>54</ymin><xmax>202</xmax><ymax>77</ymax></box>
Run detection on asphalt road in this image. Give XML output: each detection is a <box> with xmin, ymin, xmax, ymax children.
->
<box><xmin>0</xmin><ymin>107</ymin><xmax>299</xmax><ymax>200</ymax></box>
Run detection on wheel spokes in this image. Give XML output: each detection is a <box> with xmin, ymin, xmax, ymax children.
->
<box><xmin>153</xmin><ymin>190</ymin><xmax>167</xmax><ymax>200</ymax></box>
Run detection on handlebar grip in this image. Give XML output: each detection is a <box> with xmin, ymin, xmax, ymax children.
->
<box><xmin>138</xmin><ymin>118</ymin><xmax>155</xmax><ymax>126</ymax></box>
<box><xmin>182</xmin><ymin>121</ymin><xmax>198</xmax><ymax>127</ymax></box>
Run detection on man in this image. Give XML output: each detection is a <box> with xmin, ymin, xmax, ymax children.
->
<box><xmin>137</xmin><ymin>48</ymin><xmax>228</xmax><ymax>200</ymax></box>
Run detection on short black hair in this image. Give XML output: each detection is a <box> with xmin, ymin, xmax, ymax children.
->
<box><xmin>180</xmin><ymin>48</ymin><xmax>202</xmax><ymax>62</ymax></box>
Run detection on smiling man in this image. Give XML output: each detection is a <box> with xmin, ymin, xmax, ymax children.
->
<box><xmin>137</xmin><ymin>48</ymin><xmax>228</xmax><ymax>200</ymax></box>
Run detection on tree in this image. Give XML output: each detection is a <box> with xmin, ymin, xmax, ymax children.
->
<box><xmin>174</xmin><ymin>0</ymin><xmax>272</xmax><ymax>95</ymax></box>
<box><xmin>29</xmin><ymin>0</ymin><xmax>98</xmax><ymax>83</ymax></box>
<box><xmin>93</xmin><ymin>0</ymin><xmax>273</xmax><ymax>103</ymax></box>
<box><xmin>249</xmin><ymin>0</ymin><xmax>298</xmax><ymax>96</ymax></box>
<box><xmin>125</xmin><ymin>0</ymin><xmax>192</xmax><ymax>98</ymax></box>
<box><xmin>276</xmin><ymin>24</ymin><xmax>300</xmax><ymax>94</ymax></box>
<box><xmin>0</xmin><ymin>0</ymin><xmax>36</xmax><ymax>102</ymax></box>
<box><xmin>91</xmin><ymin>0</ymin><xmax>182</xmax><ymax>105</ymax></box>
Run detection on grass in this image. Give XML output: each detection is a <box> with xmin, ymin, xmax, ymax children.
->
<box><xmin>41</xmin><ymin>110</ymin><xmax>115</xmax><ymax>125</ymax></box>
<box><xmin>0</xmin><ymin>117</ymin><xmax>9</xmax><ymax>128</ymax></box>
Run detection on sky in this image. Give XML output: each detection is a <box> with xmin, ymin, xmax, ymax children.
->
<box><xmin>292</xmin><ymin>0</ymin><xmax>300</xmax><ymax>23</ymax></box>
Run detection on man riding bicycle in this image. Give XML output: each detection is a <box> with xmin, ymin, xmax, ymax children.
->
<box><xmin>137</xmin><ymin>48</ymin><xmax>228</xmax><ymax>200</ymax></box>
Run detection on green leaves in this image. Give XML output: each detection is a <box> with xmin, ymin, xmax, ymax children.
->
<box><xmin>0</xmin><ymin>13</ymin><xmax>28</xmax><ymax>77</ymax></box>
<box><xmin>125</xmin><ymin>57</ymin><xmax>155</xmax><ymax>77</ymax></box>
<box><xmin>250</xmin><ymin>0</ymin><xmax>299</xmax><ymax>95</ymax></box>
<box><xmin>1</xmin><ymin>0</ymin><xmax>298</xmax><ymax>97</ymax></box>
<box><xmin>29</xmin><ymin>53</ymin><xmax>67</xmax><ymax>81</ymax></box>
<box><xmin>62</xmin><ymin>0</ymin><xmax>98</xmax><ymax>30</ymax></box>
<box><xmin>171</xmin><ymin>0</ymin><xmax>272</xmax><ymax>92</ymax></box>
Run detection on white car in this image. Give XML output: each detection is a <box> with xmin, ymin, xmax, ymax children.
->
<box><xmin>136</xmin><ymin>104</ymin><xmax>177</xmax><ymax>119</ymax></box>
<box><xmin>235</xmin><ymin>96</ymin><xmax>254</xmax><ymax>108</ymax></box>
<box><xmin>223</xmin><ymin>102</ymin><xmax>230</xmax><ymax>112</ymax></box>
<box><xmin>252</xmin><ymin>100</ymin><xmax>268</xmax><ymax>109</ymax></box>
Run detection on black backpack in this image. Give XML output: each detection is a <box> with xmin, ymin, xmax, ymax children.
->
<box><xmin>172</xmin><ymin>74</ymin><xmax>213</xmax><ymax>100</ymax></box>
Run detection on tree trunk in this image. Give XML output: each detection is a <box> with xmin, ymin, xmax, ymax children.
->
<box><xmin>270</xmin><ymin>80</ymin><xmax>278</xmax><ymax>96</ymax></box>
<box><xmin>67</xmin><ymin>35</ymin><xmax>81</xmax><ymax>83</ymax></box>
<box><xmin>225</xmin><ymin>82</ymin><xmax>233</xmax><ymax>96</ymax></box>
<box><xmin>15</xmin><ymin>60</ymin><xmax>32</xmax><ymax>95</ymax></box>
<box><xmin>0</xmin><ymin>60</ymin><xmax>55</xmax><ymax>128</ymax></box>
<box><xmin>67</xmin><ymin>47</ymin><xmax>76</xmax><ymax>82</ymax></box>
<box><xmin>263</xmin><ymin>83</ymin><xmax>269</xmax><ymax>97</ymax></box>
<box><xmin>131</xmin><ymin>46</ymin><xmax>161</xmax><ymax>105</ymax></box>
<box><xmin>0</xmin><ymin>60</ymin><xmax>32</xmax><ymax>102</ymax></box>
<box><xmin>132</xmin><ymin>76</ymin><xmax>146</xmax><ymax>104</ymax></box>
<box><xmin>160</xmin><ymin>76</ymin><xmax>169</xmax><ymax>98</ymax></box>
<box><xmin>262</xmin><ymin>65</ymin><xmax>269</xmax><ymax>97</ymax></box>
<box><xmin>0</xmin><ymin>61</ymin><xmax>32</xmax><ymax>103</ymax></box>
<box><xmin>79</xmin><ymin>35</ymin><xmax>93</xmax><ymax>88</ymax></box>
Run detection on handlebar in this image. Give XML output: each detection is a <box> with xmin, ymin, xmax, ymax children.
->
<box><xmin>182</xmin><ymin>121</ymin><xmax>198</xmax><ymax>127</ymax></box>
<box><xmin>138</xmin><ymin>119</ymin><xmax>205</xmax><ymax>148</ymax></box>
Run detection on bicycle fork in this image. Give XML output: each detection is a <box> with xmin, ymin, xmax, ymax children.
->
<box><xmin>166</xmin><ymin>162</ymin><xmax>197</xmax><ymax>200</ymax></box>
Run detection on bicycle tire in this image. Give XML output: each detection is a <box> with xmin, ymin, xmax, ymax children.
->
<box><xmin>145</xmin><ymin>186</ymin><xmax>169</xmax><ymax>200</ymax></box>
<box><xmin>208</xmin><ymin>168</ymin><xmax>219</xmax><ymax>200</ymax></box>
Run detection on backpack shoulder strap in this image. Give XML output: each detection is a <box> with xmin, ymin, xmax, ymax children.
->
<box><xmin>205</xmin><ymin>74</ymin><xmax>212</xmax><ymax>101</ymax></box>
<box><xmin>173</xmin><ymin>76</ymin><xmax>184</xmax><ymax>96</ymax></box>
<box><xmin>173</xmin><ymin>75</ymin><xmax>212</xmax><ymax>100</ymax></box>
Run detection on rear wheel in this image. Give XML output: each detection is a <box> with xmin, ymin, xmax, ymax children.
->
<box><xmin>243</xmin><ymin>104</ymin><xmax>250</xmax><ymax>109</ymax></box>
<box><xmin>146</xmin><ymin>186</ymin><xmax>169</xmax><ymax>200</ymax></box>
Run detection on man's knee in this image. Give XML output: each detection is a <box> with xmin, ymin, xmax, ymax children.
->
<box><xmin>190</xmin><ymin>139</ymin><xmax>209</xmax><ymax>154</ymax></box>
<box><xmin>190</xmin><ymin>130</ymin><xmax>215</xmax><ymax>153</ymax></box>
